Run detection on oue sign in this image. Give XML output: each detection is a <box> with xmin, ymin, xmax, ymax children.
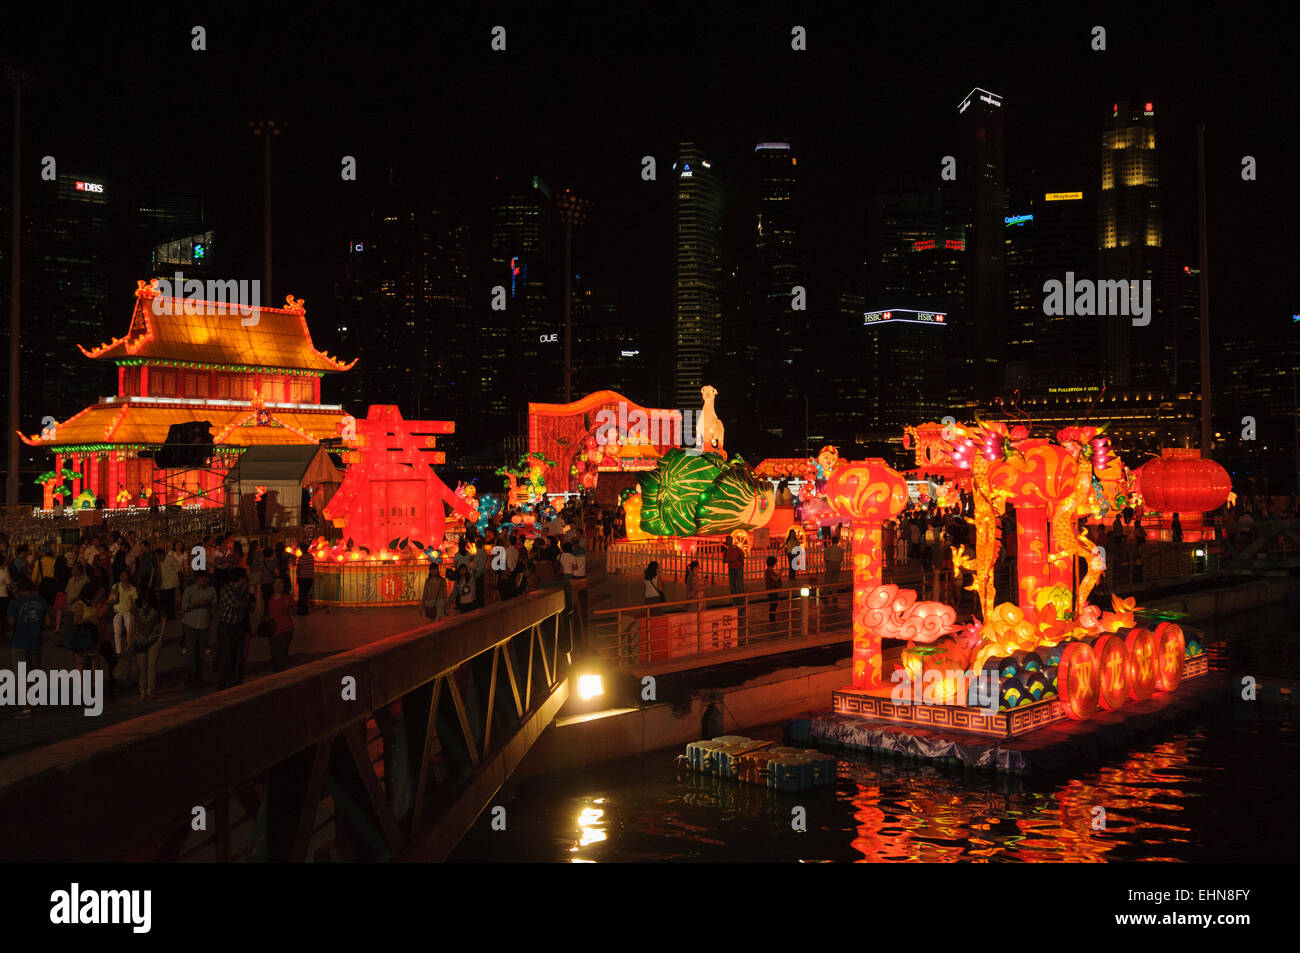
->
<box><xmin>539</xmin><ymin>333</ymin><xmax>558</xmax><ymax>343</ymax></box>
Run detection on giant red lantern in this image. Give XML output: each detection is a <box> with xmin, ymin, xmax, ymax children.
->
<box><xmin>1137</xmin><ymin>452</ymin><xmax>1231</xmax><ymax>514</ymax></box>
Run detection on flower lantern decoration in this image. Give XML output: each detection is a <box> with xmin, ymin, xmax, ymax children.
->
<box><xmin>825</xmin><ymin>459</ymin><xmax>909</xmax><ymax>689</ymax></box>
<box><xmin>1136</xmin><ymin>452</ymin><xmax>1231</xmax><ymax>514</ymax></box>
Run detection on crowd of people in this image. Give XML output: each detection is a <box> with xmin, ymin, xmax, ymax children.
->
<box><xmin>0</xmin><ymin>529</ymin><xmax>311</xmax><ymax>714</ymax></box>
<box><xmin>416</xmin><ymin>497</ymin><xmax>609</xmax><ymax>620</ymax></box>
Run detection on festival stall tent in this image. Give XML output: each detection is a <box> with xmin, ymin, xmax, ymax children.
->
<box><xmin>223</xmin><ymin>445</ymin><xmax>343</xmax><ymax>530</ymax></box>
<box><xmin>20</xmin><ymin>280</ymin><xmax>355</xmax><ymax>508</ymax></box>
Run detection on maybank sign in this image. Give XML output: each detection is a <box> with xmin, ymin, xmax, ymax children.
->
<box><xmin>1045</xmin><ymin>191</ymin><xmax>1084</xmax><ymax>202</ymax></box>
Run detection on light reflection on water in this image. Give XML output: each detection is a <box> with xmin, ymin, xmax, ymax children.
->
<box><xmin>453</xmin><ymin>602</ymin><xmax>1300</xmax><ymax>863</ymax></box>
<box><xmin>452</xmin><ymin>713</ymin><xmax>1297</xmax><ymax>863</ymax></box>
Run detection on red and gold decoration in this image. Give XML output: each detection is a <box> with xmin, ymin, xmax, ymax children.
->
<box><xmin>824</xmin><ymin>459</ymin><xmax>910</xmax><ymax>689</ymax></box>
<box><xmin>830</xmin><ymin>414</ymin><xmax>1219</xmax><ymax>734</ymax></box>
<box><xmin>21</xmin><ymin>280</ymin><xmax>354</xmax><ymax>509</ymax></box>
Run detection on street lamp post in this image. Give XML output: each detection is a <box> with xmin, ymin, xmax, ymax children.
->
<box><xmin>5</xmin><ymin>65</ymin><xmax>34</xmax><ymax>506</ymax></box>
<box><xmin>248</xmin><ymin>120</ymin><xmax>283</xmax><ymax>304</ymax></box>
<box><xmin>554</xmin><ymin>191</ymin><xmax>592</xmax><ymax>403</ymax></box>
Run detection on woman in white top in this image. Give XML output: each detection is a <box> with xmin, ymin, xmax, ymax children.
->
<box><xmin>643</xmin><ymin>561</ymin><xmax>666</xmax><ymax>604</ymax></box>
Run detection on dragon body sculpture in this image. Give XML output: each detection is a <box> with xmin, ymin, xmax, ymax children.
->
<box><xmin>961</xmin><ymin>450</ymin><xmax>1005</xmax><ymax>622</ymax></box>
<box><xmin>1052</xmin><ymin>454</ymin><xmax>1102</xmax><ymax>617</ymax></box>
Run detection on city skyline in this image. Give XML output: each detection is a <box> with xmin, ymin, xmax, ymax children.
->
<box><xmin>3</xmin><ymin>3</ymin><xmax>1295</xmax><ymax>488</ymax></box>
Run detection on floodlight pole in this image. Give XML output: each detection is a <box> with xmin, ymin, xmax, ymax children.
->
<box><xmin>5</xmin><ymin>66</ymin><xmax>34</xmax><ymax>506</ymax></box>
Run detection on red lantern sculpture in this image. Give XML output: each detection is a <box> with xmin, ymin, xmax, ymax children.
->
<box><xmin>826</xmin><ymin>459</ymin><xmax>909</xmax><ymax>690</ymax></box>
<box><xmin>989</xmin><ymin>444</ymin><xmax>1080</xmax><ymax>608</ymax></box>
<box><xmin>1093</xmin><ymin>634</ymin><xmax>1129</xmax><ymax>711</ymax></box>
<box><xmin>1137</xmin><ymin>452</ymin><xmax>1231</xmax><ymax>514</ymax></box>
<box><xmin>1057</xmin><ymin>641</ymin><xmax>1100</xmax><ymax>721</ymax></box>
<box><xmin>1125</xmin><ymin>628</ymin><xmax>1157</xmax><ymax>701</ymax></box>
<box><xmin>1154</xmin><ymin>622</ymin><xmax>1185</xmax><ymax>692</ymax></box>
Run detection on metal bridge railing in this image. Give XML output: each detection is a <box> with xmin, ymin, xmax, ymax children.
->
<box><xmin>0</xmin><ymin>587</ymin><xmax>575</xmax><ymax>863</ymax></box>
<box><xmin>590</xmin><ymin>581</ymin><xmax>854</xmax><ymax>669</ymax></box>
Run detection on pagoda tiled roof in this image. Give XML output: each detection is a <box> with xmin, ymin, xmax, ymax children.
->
<box><xmin>19</xmin><ymin>400</ymin><xmax>347</xmax><ymax>450</ymax></box>
<box><xmin>77</xmin><ymin>281</ymin><xmax>356</xmax><ymax>373</ymax></box>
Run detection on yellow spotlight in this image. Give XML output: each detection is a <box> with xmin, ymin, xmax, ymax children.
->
<box><xmin>799</xmin><ymin>587</ymin><xmax>810</xmax><ymax>597</ymax></box>
<box><xmin>578</xmin><ymin>674</ymin><xmax>604</xmax><ymax>700</ymax></box>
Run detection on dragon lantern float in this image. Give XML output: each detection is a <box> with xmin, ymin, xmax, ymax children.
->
<box><xmin>825</xmin><ymin>418</ymin><xmax>1211</xmax><ymax>724</ymax></box>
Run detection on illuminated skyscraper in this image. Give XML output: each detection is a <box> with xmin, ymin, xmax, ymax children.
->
<box><xmin>752</xmin><ymin>141</ymin><xmax>805</xmax><ymax>440</ymax></box>
<box><xmin>672</xmin><ymin>143</ymin><xmax>723</xmax><ymax>410</ymax></box>
<box><xmin>949</xmin><ymin>87</ymin><xmax>1006</xmax><ymax>397</ymax></box>
<box><xmin>1098</xmin><ymin>100</ymin><xmax>1167</xmax><ymax>387</ymax></box>
<box><xmin>331</xmin><ymin>183</ymin><xmax>476</xmax><ymax>435</ymax></box>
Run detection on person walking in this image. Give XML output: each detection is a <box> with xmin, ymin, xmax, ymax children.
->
<box><xmin>180</xmin><ymin>571</ymin><xmax>217</xmax><ymax>685</ymax></box>
<box><xmin>0</xmin><ymin>558</ymin><xmax>11</xmax><ymax>640</ymax></box>
<box><xmin>571</xmin><ymin>538</ymin><xmax>587</xmax><ymax>579</ymax></box>
<box><xmin>824</xmin><ymin>535</ymin><xmax>844</xmax><ymax>604</ymax></box>
<box><xmin>685</xmin><ymin>560</ymin><xmax>705</xmax><ymax>600</ymax></box>
<box><xmin>295</xmin><ymin>544</ymin><xmax>315</xmax><ymax>615</ymax></box>
<box><xmin>764</xmin><ymin>555</ymin><xmax>782</xmax><ymax>626</ymax></box>
<box><xmin>784</xmin><ymin>529</ymin><xmax>801</xmax><ymax>581</ymax></box>
<box><xmin>454</xmin><ymin>565</ymin><xmax>477</xmax><ymax>614</ymax></box>
<box><xmin>471</xmin><ymin>539</ymin><xmax>489</xmax><ymax>608</ymax></box>
<box><xmin>556</xmin><ymin>541</ymin><xmax>574</xmax><ymax>578</ymax></box>
<box><xmin>265</xmin><ymin>577</ymin><xmax>296</xmax><ymax>672</ymax></box>
<box><xmin>162</xmin><ymin>542</ymin><xmax>185</xmax><ymax>621</ymax></box>
<box><xmin>724</xmin><ymin>539</ymin><xmax>745</xmax><ymax>595</ymax></box>
<box><xmin>421</xmin><ymin>564</ymin><xmax>448</xmax><ymax>620</ymax></box>
<box><xmin>643</xmin><ymin>561</ymin><xmax>666</xmax><ymax>605</ymax></box>
<box><xmin>8</xmin><ymin>579</ymin><xmax>47</xmax><ymax>701</ymax></box>
<box><xmin>128</xmin><ymin>591</ymin><xmax>164</xmax><ymax>699</ymax></box>
<box><xmin>109</xmin><ymin>570</ymin><xmax>139</xmax><ymax>657</ymax></box>
<box><xmin>1171</xmin><ymin>512</ymin><xmax>1183</xmax><ymax>543</ymax></box>
<box><xmin>215</xmin><ymin>568</ymin><xmax>251</xmax><ymax>689</ymax></box>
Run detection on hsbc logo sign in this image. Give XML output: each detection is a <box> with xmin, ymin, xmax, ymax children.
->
<box><xmin>75</xmin><ymin>180</ymin><xmax>104</xmax><ymax>193</ymax></box>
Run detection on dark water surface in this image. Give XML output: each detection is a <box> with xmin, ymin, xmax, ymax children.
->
<box><xmin>451</xmin><ymin>602</ymin><xmax>1300</xmax><ymax>862</ymax></box>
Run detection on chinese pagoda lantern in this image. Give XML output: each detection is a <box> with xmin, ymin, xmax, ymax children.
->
<box><xmin>1136</xmin><ymin>453</ymin><xmax>1231</xmax><ymax>514</ymax></box>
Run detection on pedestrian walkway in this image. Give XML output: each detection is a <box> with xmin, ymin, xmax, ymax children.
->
<box><xmin>0</xmin><ymin>604</ymin><xmax>431</xmax><ymax>758</ymax></box>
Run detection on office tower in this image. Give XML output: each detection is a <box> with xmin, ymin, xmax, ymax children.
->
<box><xmin>860</xmin><ymin>308</ymin><xmax>951</xmax><ymax>456</ymax></box>
<box><xmin>135</xmin><ymin>183</ymin><xmax>205</xmax><ymax>259</ymax></box>
<box><xmin>1002</xmin><ymin>177</ymin><xmax>1096</xmax><ymax>390</ymax></box>
<box><xmin>874</xmin><ymin>179</ymin><xmax>944</xmax><ymax>298</ymax></box>
<box><xmin>811</xmin><ymin>290</ymin><xmax>868</xmax><ymax>452</ymax></box>
<box><xmin>152</xmin><ymin>230</ymin><xmax>215</xmax><ymax>274</ymax></box>
<box><xmin>16</xmin><ymin>174</ymin><xmax>116</xmax><ymax>422</ymax></box>
<box><xmin>1002</xmin><ymin>207</ymin><xmax>1038</xmax><ymax>388</ymax></box>
<box><xmin>950</xmin><ymin>87</ymin><xmax>1006</xmax><ymax>397</ymax></box>
<box><xmin>488</xmin><ymin>174</ymin><xmax>556</xmax><ymax>432</ymax></box>
<box><xmin>672</xmin><ymin>143</ymin><xmax>723</xmax><ymax>412</ymax></box>
<box><xmin>331</xmin><ymin>185</ymin><xmax>477</xmax><ymax>432</ymax></box>
<box><xmin>1098</xmin><ymin>99</ymin><xmax>1167</xmax><ymax>388</ymax></box>
<box><xmin>572</xmin><ymin>278</ymin><xmax>645</xmax><ymax>399</ymax></box>
<box><xmin>752</xmin><ymin>141</ymin><xmax>805</xmax><ymax>440</ymax></box>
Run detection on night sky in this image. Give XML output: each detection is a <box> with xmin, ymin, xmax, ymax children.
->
<box><xmin>4</xmin><ymin>1</ymin><xmax>1295</xmax><ymax>369</ymax></box>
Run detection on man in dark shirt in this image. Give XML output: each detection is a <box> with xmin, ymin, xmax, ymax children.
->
<box><xmin>216</xmin><ymin>568</ymin><xmax>251</xmax><ymax>689</ymax></box>
<box><xmin>9</xmin><ymin>579</ymin><xmax>47</xmax><ymax>670</ymax></box>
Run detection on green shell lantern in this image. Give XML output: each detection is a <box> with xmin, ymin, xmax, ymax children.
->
<box><xmin>637</xmin><ymin>449</ymin><xmax>723</xmax><ymax>535</ymax></box>
<box><xmin>696</xmin><ymin>455</ymin><xmax>772</xmax><ymax>534</ymax></box>
<box><xmin>637</xmin><ymin>450</ymin><xmax>774</xmax><ymax>536</ymax></box>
